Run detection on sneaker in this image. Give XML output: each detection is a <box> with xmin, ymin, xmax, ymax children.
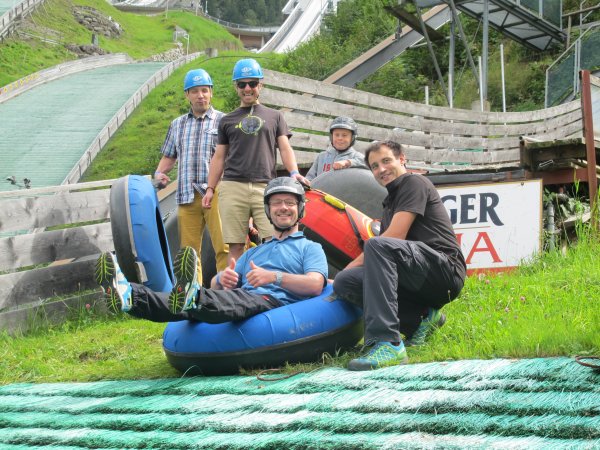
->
<box><xmin>169</xmin><ymin>246</ymin><xmax>200</xmax><ymax>313</ymax></box>
<box><xmin>405</xmin><ymin>308</ymin><xmax>446</xmax><ymax>347</ymax></box>
<box><xmin>348</xmin><ymin>341</ymin><xmax>409</xmax><ymax>371</ymax></box>
<box><xmin>95</xmin><ymin>252</ymin><xmax>132</xmax><ymax>313</ymax></box>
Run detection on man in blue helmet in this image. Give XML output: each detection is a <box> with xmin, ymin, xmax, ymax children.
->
<box><xmin>96</xmin><ymin>177</ymin><xmax>328</xmax><ymax>323</ymax></box>
<box><xmin>202</xmin><ymin>58</ymin><xmax>309</xmax><ymax>266</ymax></box>
<box><xmin>153</xmin><ymin>68</ymin><xmax>228</xmax><ymax>288</ymax></box>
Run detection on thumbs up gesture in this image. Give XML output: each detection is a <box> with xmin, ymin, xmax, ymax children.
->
<box><xmin>218</xmin><ymin>258</ymin><xmax>238</xmax><ymax>290</ymax></box>
<box><xmin>246</xmin><ymin>260</ymin><xmax>276</xmax><ymax>288</ymax></box>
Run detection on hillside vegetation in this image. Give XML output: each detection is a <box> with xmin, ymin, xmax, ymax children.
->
<box><xmin>0</xmin><ymin>0</ymin><xmax>242</xmax><ymax>86</ymax></box>
<box><xmin>281</xmin><ymin>0</ymin><xmax>595</xmax><ymax>111</ymax></box>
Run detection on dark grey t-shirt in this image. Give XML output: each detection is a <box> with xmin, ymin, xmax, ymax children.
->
<box><xmin>381</xmin><ymin>173</ymin><xmax>466</xmax><ymax>276</ymax></box>
<box><xmin>218</xmin><ymin>104</ymin><xmax>292</xmax><ymax>182</ymax></box>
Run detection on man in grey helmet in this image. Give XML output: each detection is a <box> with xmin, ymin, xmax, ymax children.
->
<box><xmin>96</xmin><ymin>177</ymin><xmax>328</xmax><ymax>324</ymax></box>
<box><xmin>306</xmin><ymin>116</ymin><xmax>368</xmax><ymax>181</ymax></box>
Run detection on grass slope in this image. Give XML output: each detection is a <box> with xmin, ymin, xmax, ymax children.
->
<box><xmin>1</xmin><ymin>234</ymin><xmax>598</xmax><ymax>383</ymax></box>
<box><xmin>0</xmin><ymin>0</ymin><xmax>241</xmax><ymax>86</ymax></box>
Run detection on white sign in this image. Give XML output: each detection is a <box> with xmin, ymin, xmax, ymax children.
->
<box><xmin>438</xmin><ymin>180</ymin><xmax>543</xmax><ymax>273</ymax></box>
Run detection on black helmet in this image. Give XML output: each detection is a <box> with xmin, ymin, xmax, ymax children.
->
<box><xmin>329</xmin><ymin>116</ymin><xmax>358</xmax><ymax>147</ymax></box>
<box><xmin>264</xmin><ymin>177</ymin><xmax>306</xmax><ymax>225</ymax></box>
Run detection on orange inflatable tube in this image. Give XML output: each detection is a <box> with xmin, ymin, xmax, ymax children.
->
<box><xmin>301</xmin><ymin>188</ymin><xmax>380</xmax><ymax>270</ymax></box>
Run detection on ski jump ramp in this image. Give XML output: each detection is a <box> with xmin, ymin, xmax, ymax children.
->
<box><xmin>259</xmin><ymin>0</ymin><xmax>331</xmax><ymax>54</ymax></box>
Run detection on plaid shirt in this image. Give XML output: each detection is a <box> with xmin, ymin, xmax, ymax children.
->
<box><xmin>161</xmin><ymin>106</ymin><xmax>224</xmax><ymax>205</ymax></box>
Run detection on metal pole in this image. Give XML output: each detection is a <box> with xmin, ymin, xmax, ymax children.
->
<box><xmin>482</xmin><ymin>0</ymin><xmax>489</xmax><ymax>103</ymax></box>
<box><xmin>478</xmin><ymin>56</ymin><xmax>484</xmax><ymax>112</ymax></box>
<box><xmin>448</xmin><ymin>0</ymin><xmax>480</xmax><ymax>91</ymax></box>
<box><xmin>414</xmin><ymin>4</ymin><xmax>449</xmax><ymax>104</ymax></box>
<box><xmin>425</xmin><ymin>85</ymin><xmax>429</xmax><ymax>105</ymax></box>
<box><xmin>500</xmin><ymin>43</ymin><xmax>506</xmax><ymax>113</ymax></box>
<box><xmin>580</xmin><ymin>70</ymin><xmax>598</xmax><ymax>228</ymax></box>
<box><xmin>449</xmin><ymin>19</ymin><xmax>455</xmax><ymax>108</ymax></box>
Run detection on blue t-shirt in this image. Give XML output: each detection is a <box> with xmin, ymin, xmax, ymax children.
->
<box><xmin>235</xmin><ymin>231</ymin><xmax>328</xmax><ymax>304</ymax></box>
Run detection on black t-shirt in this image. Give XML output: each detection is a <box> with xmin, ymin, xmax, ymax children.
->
<box><xmin>381</xmin><ymin>173</ymin><xmax>466</xmax><ymax>275</ymax></box>
<box><xmin>217</xmin><ymin>104</ymin><xmax>292</xmax><ymax>182</ymax></box>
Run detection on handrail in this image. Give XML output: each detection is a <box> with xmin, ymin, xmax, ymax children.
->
<box><xmin>545</xmin><ymin>23</ymin><xmax>599</xmax><ymax>107</ymax></box>
<box><xmin>0</xmin><ymin>0</ymin><xmax>45</xmax><ymax>41</ymax></box>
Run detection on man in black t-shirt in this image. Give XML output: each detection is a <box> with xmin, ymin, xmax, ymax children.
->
<box><xmin>334</xmin><ymin>140</ymin><xmax>466</xmax><ymax>371</ymax></box>
<box><xmin>202</xmin><ymin>58</ymin><xmax>308</xmax><ymax>264</ymax></box>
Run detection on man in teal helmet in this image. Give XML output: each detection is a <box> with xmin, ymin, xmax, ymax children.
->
<box><xmin>203</xmin><ymin>58</ymin><xmax>309</xmax><ymax>265</ymax></box>
<box><xmin>153</xmin><ymin>68</ymin><xmax>228</xmax><ymax>287</ymax></box>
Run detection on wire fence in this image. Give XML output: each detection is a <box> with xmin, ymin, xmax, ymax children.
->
<box><xmin>546</xmin><ymin>24</ymin><xmax>600</xmax><ymax>107</ymax></box>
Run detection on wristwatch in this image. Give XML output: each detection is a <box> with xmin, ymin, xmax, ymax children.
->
<box><xmin>274</xmin><ymin>271</ymin><xmax>283</xmax><ymax>286</ymax></box>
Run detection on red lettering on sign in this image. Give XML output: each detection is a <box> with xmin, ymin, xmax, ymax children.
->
<box><xmin>465</xmin><ymin>232</ymin><xmax>502</xmax><ymax>264</ymax></box>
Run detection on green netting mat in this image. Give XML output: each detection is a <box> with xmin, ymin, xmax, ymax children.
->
<box><xmin>0</xmin><ymin>357</ymin><xmax>598</xmax><ymax>449</ymax></box>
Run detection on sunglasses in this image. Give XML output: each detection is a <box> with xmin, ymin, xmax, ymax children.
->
<box><xmin>236</xmin><ymin>80</ymin><xmax>260</xmax><ymax>89</ymax></box>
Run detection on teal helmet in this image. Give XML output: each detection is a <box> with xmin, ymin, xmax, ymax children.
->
<box><xmin>232</xmin><ymin>58</ymin><xmax>264</xmax><ymax>81</ymax></box>
<box><xmin>184</xmin><ymin>69</ymin><xmax>213</xmax><ymax>91</ymax></box>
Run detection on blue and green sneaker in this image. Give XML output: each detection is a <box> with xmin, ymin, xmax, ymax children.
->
<box><xmin>169</xmin><ymin>246</ymin><xmax>200</xmax><ymax>313</ymax></box>
<box><xmin>348</xmin><ymin>341</ymin><xmax>409</xmax><ymax>371</ymax></box>
<box><xmin>95</xmin><ymin>252</ymin><xmax>132</xmax><ymax>313</ymax></box>
<box><xmin>406</xmin><ymin>307</ymin><xmax>446</xmax><ymax>347</ymax></box>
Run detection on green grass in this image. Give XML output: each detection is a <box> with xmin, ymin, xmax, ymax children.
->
<box><xmin>0</xmin><ymin>0</ymin><xmax>242</xmax><ymax>86</ymax></box>
<box><xmin>1</xmin><ymin>232</ymin><xmax>598</xmax><ymax>384</ymax></box>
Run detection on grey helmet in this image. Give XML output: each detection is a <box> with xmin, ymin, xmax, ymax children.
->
<box><xmin>329</xmin><ymin>116</ymin><xmax>358</xmax><ymax>147</ymax></box>
<box><xmin>264</xmin><ymin>177</ymin><xmax>306</xmax><ymax>226</ymax></box>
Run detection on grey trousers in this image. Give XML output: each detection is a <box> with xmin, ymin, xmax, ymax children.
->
<box><xmin>333</xmin><ymin>237</ymin><xmax>464</xmax><ymax>343</ymax></box>
<box><xmin>127</xmin><ymin>283</ymin><xmax>282</xmax><ymax>323</ymax></box>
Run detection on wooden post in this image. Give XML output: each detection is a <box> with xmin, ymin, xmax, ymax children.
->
<box><xmin>580</xmin><ymin>70</ymin><xmax>598</xmax><ymax>229</ymax></box>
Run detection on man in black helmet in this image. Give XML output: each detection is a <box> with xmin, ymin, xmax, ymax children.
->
<box><xmin>96</xmin><ymin>178</ymin><xmax>328</xmax><ymax>324</ymax></box>
<box><xmin>306</xmin><ymin>116</ymin><xmax>368</xmax><ymax>181</ymax></box>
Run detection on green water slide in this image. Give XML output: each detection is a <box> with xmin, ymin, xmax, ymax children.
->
<box><xmin>0</xmin><ymin>62</ymin><xmax>166</xmax><ymax>192</ymax></box>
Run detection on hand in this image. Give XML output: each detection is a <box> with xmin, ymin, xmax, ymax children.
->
<box><xmin>246</xmin><ymin>261</ymin><xmax>277</xmax><ymax>288</ymax></box>
<box><xmin>292</xmin><ymin>172</ymin><xmax>310</xmax><ymax>187</ymax></box>
<box><xmin>218</xmin><ymin>258</ymin><xmax>238</xmax><ymax>290</ymax></box>
<box><xmin>202</xmin><ymin>189</ymin><xmax>213</xmax><ymax>208</ymax></box>
<box><xmin>333</xmin><ymin>160</ymin><xmax>350</xmax><ymax>170</ymax></box>
<box><xmin>154</xmin><ymin>172</ymin><xmax>170</xmax><ymax>189</ymax></box>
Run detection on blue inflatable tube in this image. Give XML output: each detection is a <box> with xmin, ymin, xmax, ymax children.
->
<box><xmin>163</xmin><ymin>284</ymin><xmax>363</xmax><ymax>375</ymax></box>
<box><xmin>110</xmin><ymin>175</ymin><xmax>174</xmax><ymax>292</ymax></box>
<box><xmin>110</xmin><ymin>175</ymin><xmax>363</xmax><ymax>376</ymax></box>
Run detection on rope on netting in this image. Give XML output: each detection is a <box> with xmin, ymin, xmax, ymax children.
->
<box><xmin>575</xmin><ymin>355</ymin><xmax>600</xmax><ymax>371</ymax></box>
<box><xmin>256</xmin><ymin>368</ymin><xmax>303</xmax><ymax>382</ymax></box>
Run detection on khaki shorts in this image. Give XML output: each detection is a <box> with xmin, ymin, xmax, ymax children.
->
<box><xmin>218</xmin><ymin>180</ymin><xmax>273</xmax><ymax>243</ymax></box>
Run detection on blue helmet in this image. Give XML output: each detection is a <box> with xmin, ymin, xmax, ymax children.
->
<box><xmin>184</xmin><ymin>69</ymin><xmax>213</xmax><ymax>91</ymax></box>
<box><xmin>232</xmin><ymin>58</ymin><xmax>264</xmax><ymax>81</ymax></box>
